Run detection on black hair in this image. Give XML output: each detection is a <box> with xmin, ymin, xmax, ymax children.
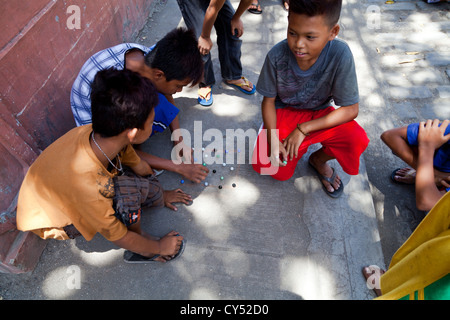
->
<box><xmin>91</xmin><ymin>68</ymin><xmax>158</xmax><ymax>137</ymax></box>
<box><xmin>289</xmin><ymin>0</ymin><xmax>342</xmax><ymax>28</ymax></box>
<box><xmin>144</xmin><ymin>27</ymin><xmax>203</xmax><ymax>86</ymax></box>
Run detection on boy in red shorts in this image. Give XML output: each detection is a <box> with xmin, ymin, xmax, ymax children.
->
<box><xmin>252</xmin><ymin>0</ymin><xmax>369</xmax><ymax>198</ymax></box>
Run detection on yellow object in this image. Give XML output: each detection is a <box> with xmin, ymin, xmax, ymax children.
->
<box><xmin>377</xmin><ymin>192</ymin><xmax>450</xmax><ymax>300</ymax></box>
<box><xmin>385</xmin><ymin>0</ymin><xmax>395</xmax><ymax>4</ymax></box>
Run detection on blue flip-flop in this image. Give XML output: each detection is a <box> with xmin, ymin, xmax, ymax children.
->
<box><xmin>198</xmin><ymin>86</ymin><xmax>213</xmax><ymax>106</ymax></box>
<box><xmin>225</xmin><ymin>77</ymin><xmax>256</xmax><ymax>95</ymax></box>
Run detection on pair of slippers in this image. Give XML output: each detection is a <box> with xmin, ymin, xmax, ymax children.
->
<box><xmin>198</xmin><ymin>77</ymin><xmax>256</xmax><ymax>106</ymax></box>
<box><xmin>124</xmin><ymin>238</ymin><xmax>186</xmax><ymax>263</ymax></box>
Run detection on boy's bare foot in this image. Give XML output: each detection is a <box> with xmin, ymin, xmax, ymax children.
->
<box><xmin>391</xmin><ymin>167</ymin><xmax>416</xmax><ymax>184</ymax></box>
<box><xmin>362</xmin><ymin>266</ymin><xmax>385</xmax><ymax>297</ymax></box>
<box><xmin>308</xmin><ymin>151</ymin><xmax>342</xmax><ymax>194</ymax></box>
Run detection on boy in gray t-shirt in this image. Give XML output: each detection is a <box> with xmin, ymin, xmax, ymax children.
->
<box><xmin>252</xmin><ymin>0</ymin><xmax>369</xmax><ymax>198</ymax></box>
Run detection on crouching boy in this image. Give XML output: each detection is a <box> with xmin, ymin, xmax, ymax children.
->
<box><xmin>17</xmin><ymin>68</ymin><xmax>190</xmax><ymax>263</ymax></box>
<box><xmin>252</xmin><ymin>0</ymin><xmax>369</xmax><ymax>198</ymax></box>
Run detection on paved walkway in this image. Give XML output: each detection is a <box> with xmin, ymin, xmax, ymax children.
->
<box><xmin>1</xmin><ymin>0</ymin><xmax>448</xmax><ymax>301</ymax></box>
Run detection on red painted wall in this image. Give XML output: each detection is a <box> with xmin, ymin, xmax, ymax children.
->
<box><xmin>0</xmin><ymin>0</ymin><xmax>156</xmax><ymax>273</ymax></box>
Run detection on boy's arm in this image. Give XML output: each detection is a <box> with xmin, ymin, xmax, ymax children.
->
<box><xmin>135</xmin><ymin>149</ymin><xmax>209</xmax><ymax>183</ymax></box>
<box><xmin>198</xmin><ymin>0</ymin><xmax>226</xmax><ymax>55</ymax></box>
<box><xmin>112</xmin><ymin>230</ymin><xmax>182</xmax><ymax>258</ymax></box>
<box><xmin>298</xmin><ymin>103</ymin><xmax>359</xmax><ymax>135</ymax></box>
<box><xmin>415</xmin><ymin>119</ymin><xmax>450</xmax><ymax>211</ymax></box>
<box><xmin>262</xmin><ymin>96</ymin><xmax>287</xmax><ymax>166</ymax></box>
<box><xmin>283</xmin><ymin>103</ymin><xmax>359</xmax><ymax>160</ymax></box>
<box><xmin>130</xmin><ymin>156</ymin><xmax>153</xmax><ymax>176</ymax></box>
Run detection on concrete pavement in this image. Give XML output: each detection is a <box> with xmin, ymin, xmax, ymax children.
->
<box><xmin>1</xmin><ymin>0</ymin><xmax>448</xmax><ymax>300</ymax></box>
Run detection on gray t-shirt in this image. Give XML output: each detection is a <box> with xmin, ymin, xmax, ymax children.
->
<box><xmin>256</xmin><ymin>38</ymin><xmax>359</xmax><ymax>110</ymax></box>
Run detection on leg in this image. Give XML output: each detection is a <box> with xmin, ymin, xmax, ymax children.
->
<box><xmin>176</xmin><ymin>0</ymin><xmax>215</xmax><ymax>86</ymax></box>
<box><xmin>306</xmin><ymin>109</ymin><xmax>369</xmax><ymax>194</ymax></box>
<box><xmin>381</xmin><ymin>126</ymin><xmax>419</xmax><ymax>184</ymax></box>
<box><xmin>214</xmin><ymin>2</ymin><xmax>254</xmax><ymax>93</ymax></box>
<box><xmin>381</xmin><ymin>126</ymin><xmax>418</xmax><ymax>168</ymax></box>
<box><xmin>213</xmin><ymin>1</ymin><xmax>244</xmax><ymax>83</ymax></box>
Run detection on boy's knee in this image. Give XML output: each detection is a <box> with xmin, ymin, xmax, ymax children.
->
<box><xmin>380</xmin><ymin>129</ymin><xmax>392</xmax><ymax>144</ymax></box>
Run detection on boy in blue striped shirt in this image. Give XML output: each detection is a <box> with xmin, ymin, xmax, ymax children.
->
<box><xmin>71</xmin><ymin>28</ymin><xmax>209</xmax><ymax>183</ymax></box>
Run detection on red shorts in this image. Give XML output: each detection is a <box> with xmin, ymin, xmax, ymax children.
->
<box><xmin>251</xmin><ymin>106</ymin><xmax>370</xmax><ymax>181</ymax></box>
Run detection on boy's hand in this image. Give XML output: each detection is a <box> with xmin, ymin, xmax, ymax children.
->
<box><xmin>283</xmin><ymin>127</ymin><xmax>306</xmax><ymax>161</ymax></box>
<box><xmin>158</xmin><ymin>231</ymin><xmax>184</xmax><ymax>256</ymax></box>
<box><xmin>176</xmin><ymin>163</ymin><xmax>209</xmax><ymax>183</ymax></box>
<box><xmin>418</xmin><ymin>119</ymin><xmax>450</xmax><ymax>151</ymax></box>
<box><xmin>230</xmin><ymin>16</ymin><xmax>244</xmax><ymax>37</ymax></box>
<box><xmin>269</xmin><ymin>140</ymin><xmax>288</xmax><ymax>167</ymax></box>
<box><xmin>163</xmin><ymin>189</ymin><xmax>192</xmax><ymax>211</ymax></box>
<box><xmin>198</xmin><ymin>35</ymin><xmax>213</xmax><ymax>55</ymax></box>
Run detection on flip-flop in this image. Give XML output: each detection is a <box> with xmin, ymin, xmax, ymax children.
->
<box><xmin>248</xmin><ymin>3</ymin><xmax>262</xmax><ymax>14</ymax></box>
<box><xmin>153</xmin><ymin>169</ymin><xmax>165</xmax><ymax>177</ymax></box>
<box><xmin>225</xmin><ymin>77</ymin><xmax>256</xmax><ymax>95</ymax></box>
<box><xmin>390</xmin><ymin>168</ymin><xmax>415</xmax><ymax>185</ymax></box>
<box><xmin>308</xmin><ymin>161</ymin><xmax>344</xmax><ymax>198</ymax></box>
<box><xmin>198</xmin><ymin>86</ymin><xmax>213</xmax><ymax>106</ymax></box>
<box><xmin>123</xmin><ymin>239</ymin><xmax>185</xmax><ymax>263</ymax></box>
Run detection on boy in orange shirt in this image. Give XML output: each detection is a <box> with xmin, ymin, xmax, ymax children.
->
<box><xmin>17</xmin><ymin>69</ymin><xmax>189</xmax><ymax>263</ymax></box>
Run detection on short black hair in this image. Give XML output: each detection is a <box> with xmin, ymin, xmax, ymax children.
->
<box><xmin>91</xmin><ymin>68</ymin><xmax>158</xmax><ymax>137</ymax></box>
<box><xmin>289</xmin><ymin>0</ymin><xmax>342</xmax><ymax>28</ymax></box>
<box><xmin>145</xmin><ymin>27</ymin><xmax>203</xmax><ymax>86</ymax></box>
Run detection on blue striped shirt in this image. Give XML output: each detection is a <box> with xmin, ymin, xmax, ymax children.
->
<box><xmin>70</xmin><ymin>43</ymin><xmax>152</xmax><ymax>127</ymax></box>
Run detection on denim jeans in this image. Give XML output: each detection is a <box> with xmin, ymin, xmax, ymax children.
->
<box><xmin>176</xmin><ymin>0</ymin><xmax>243</xmax><ymax>86</ymax></box>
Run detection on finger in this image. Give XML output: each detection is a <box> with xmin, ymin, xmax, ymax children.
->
<box><xmin>283</xmin><ymin>143</ymin><xmax>295</xmax><ymax>161</ymax></box>
<box><xmin>441</xmin><ymin>120</ymin><xmax>450</xmax><ymax>138</ymax></box>
<box><xmin>197</xmin><ymin>164</ymin><xmax>210</xmax><ymax>173</ymax></box>
<box><xmin>280</xmin><ymin>148</ymin><xmax>288</xmax><ymax>165</ymax></box>
<box><xmin>294</xmin><ymin>144</ymin><xmax>299</xmax><ymax>159</ymax></box>
<box><xmin>174</xmin><ymin>195</ymin><xmax>192</xmax><ymax>204</ymax></box>
<box><xmin>166</xmin><ymin>203</ymin><xmax>178</xmax><ymax>211</ymax></box>
<box><xmin>419</xmin><ymin>121</ymin><xmax>426</xmax><ymax>130</ymax></box>
<box><xmin>173</xmin><ymin>190</ymin><xmax>191</xmax><ymax>200</ymax></box>
<box><xmin>288</xmin><ymin>147</ymin><xmax>294</xmax><ymax>161</ymax></box>
<box><xmin>432</xmin><ymin>119</ymin><xmax>440</xmax><ymax>127</ymax></box>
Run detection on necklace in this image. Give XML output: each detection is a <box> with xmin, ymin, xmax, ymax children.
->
<box><xmin>91</xmin><ymin>131</ymin><xmax>123</xmax><ymax>172</ymax></box>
